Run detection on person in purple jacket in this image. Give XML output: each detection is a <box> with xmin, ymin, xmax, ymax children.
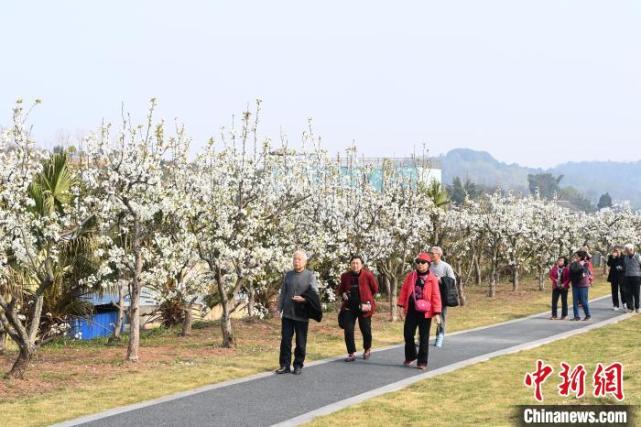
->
<box><xmin>549</xmin><ymin>256</ymin><xmax>570</xmax><ymax>320</ymax></box>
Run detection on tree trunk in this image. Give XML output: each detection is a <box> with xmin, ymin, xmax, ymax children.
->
<box><xmin>390</xmin><ymin>276</ymin><xmax>399</xmax><ymax>321</ymax></box>
<box><xmin>181</xmin><ymin>302</ymin><xmax>193</xmax><ymax>337</ymax></box>
<box><xmin>475</xmin><ymin>256</ymin><xmax>482</xmax><ymax>285</ymax></box>
<box><xmin>489</xmin><ymin>274</ymin><xmax>497</xmax><ymax>297</ymax></box>
<box><xmin>126</xmin><ymin>281</ymin><xmax>141</xmax><ymax>361</ymax></box>
<box><xmin>457</xmin><ymin>279</ymin><xmax>467</xmax><ymax>306</ymax></box>
<box><xmin>512</xmin><ymin>264</ymin><xmax>519</xmax><ymax>291</ymax></box>
<box><xmin>110</xmin><ymin>282</ymin><xmax>126</xmax><ymax>343</ymax></box>
<box><xmin>216</xmin><ymin>271</ymin><xmax>235</xmax><ymax>348</ymax></box>
<box><xmin>538</xmin><ymin>266</ymin><xmax>545</xmax><ymax>291</ymax></box>
<box><xmin>0</xmin><ymin>289</ymin><xmax>46</xmax><ymax>379</ymax></box>
<box><xmin>7</xmin><ymin>343</ymin><xmax>34</xmax><ymax>379</ymax></box>
<box><xmin>247</xmin><ymin>282</ymin><xmax>255</xmax><ymax>318</ymax></box>
<box><xmin>488</xmin><ymin>258</ymin><xmax>497</xmax><ymax>298</ymax></box>
<box><xmin>126</xmin><ymin>230</ymin><xmax>143</xmax><ymax>362</ymax></box>
<box><xmin>0</xmin><ymin>329</ymin><xmax>6</xmax><ymax>354</ymax></box>
<box><xmin>455</xmin><ymin>260</ymin><xmax>467</xmax><ymax>306</ymax></box>
<box><xmin>127</xmin><ymin>249</ymin><xmax>142</xmax><ymax>362</ymax></box>
<box><xmin>383</xmin><ymin>275</ymin><xmax>391</xmax><ymax>297</ymax></box>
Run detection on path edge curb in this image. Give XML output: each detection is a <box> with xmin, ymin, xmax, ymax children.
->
<box><xmin>50</xmin><ymin>294</ymin><xmax>613</xmax><ymax>427</ymax></box>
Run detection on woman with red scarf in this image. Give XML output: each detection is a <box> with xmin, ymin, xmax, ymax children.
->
<box><xmin>397</xmin><ymin>252</ymin><xmax>442</xmax><ymax>370</ymax></box>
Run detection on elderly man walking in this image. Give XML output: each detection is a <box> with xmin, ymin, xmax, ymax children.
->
<box><xmin>428</xmin><ymin>246</ymin><xmax>456</xmax><ymax>348</ymax></box>
<box><xmin>623</xmin><ymin>243</ymin><xmax>641</xmax><ymax>314</ymax></box>
<box><xmin>276</xmin><ymin>250</ymin><xmax>319</xmax><ymax>375</ymax></box>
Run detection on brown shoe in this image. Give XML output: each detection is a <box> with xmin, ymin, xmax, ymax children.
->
<box><xmin>403</xmin><ymin>359</ymin><xmax>415</xmax><ymax>367</ymax></box>
<box><xmin>363</xmin><ymin>349</ymin><xmax>371</xmax><ymax>360</ymax></box>
<box><xmin>417</xmin><ymin>363</ymin><xmax>427</xmax><ymax>370</ymax></box>
<box><xmin>345</xmin><ymin>354</ymin><xmax>356</xmax><ymax>362</ymax></box>
<box><xmin>549</xmin><ymin>316</ymin><xmax>557</xmax><ymax>320</ymax></box>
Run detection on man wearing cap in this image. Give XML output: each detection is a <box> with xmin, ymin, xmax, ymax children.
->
<box><xmin>397</xmin><ymin>252</ymin><xmax>442</xmax><ymax>370</ymax></box>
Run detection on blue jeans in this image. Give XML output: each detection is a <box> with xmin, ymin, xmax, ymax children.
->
<box><xmin>572</xmin><ymin>286</ymin><xmax>591</xmax><ymax>318</ymax></box>
<box><xmin>436</xmin><ymin>306</ymin><xmax>447</xmax><ymax>336</ymax></box>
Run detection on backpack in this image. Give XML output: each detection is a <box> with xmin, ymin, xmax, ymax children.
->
<box><xmin>439</xmin><ymin>276</ymin><xmax>460</xmax><ymax>307</ymax></box>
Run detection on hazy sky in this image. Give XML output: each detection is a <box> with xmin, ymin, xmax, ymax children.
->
<box><xmin>1</xmin><ymin>1</ymin><xmax>639</xmax><ymax>168</ymax></box>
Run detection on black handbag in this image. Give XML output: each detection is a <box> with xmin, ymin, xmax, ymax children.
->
<box><xmin>338</xmin><ymin>308</ymin><xmax>349</xmax><ymax>329</ymax></box>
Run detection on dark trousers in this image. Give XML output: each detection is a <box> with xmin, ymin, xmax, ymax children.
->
<box><xmin>279</xmin><ymin>317</ymin><xmax>309</xmax><ymax>369</ymax></box>
<box><xmin>624</xmin><ymin>276</ymin><xmax>641</xmax><ymax>310</ymax></box>
<box><xmin>343</xmin><ymin>309</ymin><xmax>372</xmax><ymax>354</ymax></box>
<box><xmin>572</xmin><ymin>286</ymin><xmax>591</xmax><ymax>318</ymax></box>
<box><xmin>610</xmin><ymin>279</ymin><xmax>624</xmax><ymax>308</ymax></box>
<box><xmin>551</xmin><ymin>287</ymin><xmax>568</xmax><ymax>318</ymax></box>
<box><xmin>403</xmin><ymin>309</ymin><xmax>432</xmax><ymax>365</ymax></box>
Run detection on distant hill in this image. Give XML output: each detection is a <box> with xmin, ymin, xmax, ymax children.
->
<box><xmin>438</xmin><ymin>149</ymin><xmax>641</xmax><ymax>208</ymax></box>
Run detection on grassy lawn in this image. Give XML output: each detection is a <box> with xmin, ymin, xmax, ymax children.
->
<box><xmin>307</xmin><ymin>289</ymin><xmax>637</xmax><ymax>427</ymax></box>
<box><xmin>0</xmin><ymin>278</ymin><xmax>612</xmax><ymax>426</ymax></box>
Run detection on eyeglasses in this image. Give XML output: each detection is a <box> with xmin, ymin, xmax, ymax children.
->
<box><xmin>415</xmin><ymin>259</ymin><xmax>429</xmax><ymax>265</ymax></box>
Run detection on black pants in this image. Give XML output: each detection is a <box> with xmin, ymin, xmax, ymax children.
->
<box><xmin>551</xmin><ymin>287</ymin><xmax>568</xmax><ymax>318</ymax></box>
<box><xmin>404</xmin><ymin>309</ymin><xmax>432</xmax><ymax>365</ymax></box>
<box><xmin>279</xmin><ymin>317</ymin><xmax>309</xmax><ymax>369</ymax></box>
<box><xmin>343</xmin><ymin>309</ymin><xmax>372</xmax><ymax>354</ymax></box>
<box><xmin>610</xmin><ymin>279</ymin><xmax>624</xmax><ymax>308</ymax></box>
<box><xmin>624</xmin><ymin>276</ymin><xmax>641</xmax><ymax>310</ymax></box>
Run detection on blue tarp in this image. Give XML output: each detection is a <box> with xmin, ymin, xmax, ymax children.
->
<box><xmin>69</xmin><ymin>311</ymin><xmax>121</xmax><ymax>340</ymax></box>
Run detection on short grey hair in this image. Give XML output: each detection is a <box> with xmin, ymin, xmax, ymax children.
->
<box><xmin>293</xmin><ymin>250</ymin><xmax>308</xmax><ymax>261</ymax></box>
<box><xmin>430</xmin><ymin>246</ymin><xmax>443</xmax><ymax>256</ymax></box>
<box><xmin>624</xmin><ymin>243</ymin><xmax>635</xmax><ymax>251</ymax></box>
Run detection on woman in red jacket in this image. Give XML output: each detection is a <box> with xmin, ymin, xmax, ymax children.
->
<box><xmin>549</xmin><ymin>256</ymin><xmax>570</xmax><ymax>319</ymax></box>
<box><xmin>337</xmin><ymin>255</ymin><xmax>379</xmax><ymax>362</ymax></box>
<box><xmin>397</xmin><ymin>252</ymin><xmax>442</xmax><ymax>370</ymax></box>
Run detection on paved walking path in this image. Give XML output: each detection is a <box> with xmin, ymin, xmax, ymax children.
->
<box><xmin>57</xmin><ymin>296</ymin><xmax>632</xmax><ymax>427</ymax></box>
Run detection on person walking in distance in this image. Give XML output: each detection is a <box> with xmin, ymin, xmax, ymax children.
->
<box><xmin>397</xmin><ymin>252</ymin><xmax>442</xmax><ymax>370</ymax></box>
<box><xmin>428</xmin><ymin>246</ymin><xmax>455</xmax><ymax>348</ymax></box>
<box><xmin>337</xmin><ymin>255</ymin><xmax>379</xmax><ymax>362</ymax></box>
<box><xmin>607</xmin><ymin>247</ymin><xmax>626</xmax><ymax>311</ymax></box>
<box><xmin>622</xmin><ymin>243</ymin><xmax>641</xmax><ymax>313</ymax></box>
<box><xmin>568</xmin><ymin>251</ymin><xmax>592</xmax><ymax>321</ymax></box>
<box><xmin>549</xmin><ymin>256</ymin><xmax>570</xmax><ymax>320</ymax></box>
<box><xmin>275</xmin><ymin>250</ymin><xmax>319</xmax><ymax>375</ymax></box>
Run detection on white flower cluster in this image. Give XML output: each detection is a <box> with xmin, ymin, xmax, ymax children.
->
<box><xmin>3</xmin><ymin>99</ymin><xmax>641</xmax><ymax>355</ymax></box>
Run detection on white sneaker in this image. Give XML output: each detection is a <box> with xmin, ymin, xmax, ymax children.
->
<box><xmin>613</xmin><ymin>307</ymin><xmax>619</xmax><ymax>311</ymax></box>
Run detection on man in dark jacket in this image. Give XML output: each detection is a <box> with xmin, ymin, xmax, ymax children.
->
<box><xmin>607</xmin><ymin>247</ymin><xmax>626</xmax><ymax>311</ymax></box>
<box><xmin>276</xmin><ymin>250</ymin><xmax>319</xmax><ymax>375</ymax></box>
<box><xmin>569</xmin><ymin>251</ymin><xmax>592</xmax><ymax>321</ymax></box>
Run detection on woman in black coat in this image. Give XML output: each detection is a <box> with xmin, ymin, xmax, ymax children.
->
<box><xmin>607</xmin><ymin>247</ymin><xmax>626</xmax><ymax>311</ymax></box>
